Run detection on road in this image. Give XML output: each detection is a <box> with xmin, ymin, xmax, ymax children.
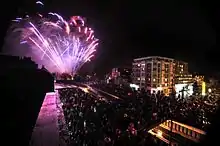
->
<box><xmin>87</xmin><ymin>86</ymin><xmax>122</xmax><ymax>101</ymax></box>
<box><xmin>55</xmin><ymin>83</ymin><xmax>122</xmax><ymax>102</ymax></box>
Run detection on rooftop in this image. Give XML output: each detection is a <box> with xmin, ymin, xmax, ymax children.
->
<box><xmin>29</xmin><ymin>92</ymin><xmax>60</xmax><ymax>146</ymax></box>
<box><xmin>134</xmin><ymin>56</ymin><xmax>175</xmax><ymax>61</ymax></box>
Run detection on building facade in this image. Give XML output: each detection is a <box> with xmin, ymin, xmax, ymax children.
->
<box><xmin>106</xmin><ymin>67</ymin><xmax>132</xmax><ymax>85</ymax></box>
<box><xmin>132</xmin><ymin>56</ymin><xmax>175</xmax><ymax>94</ymax></box>
<box><xmin>175</xmin><ymin>60</ymin><xmax>188</xmax><ymax>76</ymax></box>
<box><xmin>175</xmin><ymin>74</ymin><xmax>193</xmax><ymax>84</ymax></box>
<box><xmin>174</xmin><ymin>61</ymin><xmax>193</xmax><ymax>84</ymax></box>
<box><xmin>132</xmin><ymin>56</ymin><xmax>193</xmax><ymax>95</ymax></box>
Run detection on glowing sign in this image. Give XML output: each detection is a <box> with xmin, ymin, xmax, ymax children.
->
<box><xmin>175</xmin><ymin>83</ymin><xmax>193</xmax><ymax>97</ymax></box>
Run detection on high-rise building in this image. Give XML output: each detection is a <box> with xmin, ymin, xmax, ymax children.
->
<box><xmin>132</xmin><ymin>56</ymin><xmax>193</xmax><ymax>95</ymax></box>
<box><xmin>132</xmin><ymin>56</ymin><xmax>175</xmax><ymax>94</ymax></box>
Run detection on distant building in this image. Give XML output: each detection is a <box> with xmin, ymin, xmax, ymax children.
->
<box><xmin>132</xmin><ymin>56</ymin><xmax>193</xmax><ymax>95</ymax></box>
<box><xmin>132</xmin><ymin>56</ymin><xmax>175</xmax><ymax>95</ymax></box>
<box><xmin>194</xmin><ymin>75</ymin><xmax>204</xmax><ymax>85</ymax></box>
<box><xmin>174</xmin><ymin>61</ymin><xmax>193</xmax><ymax>84</ymax></box>
<box><xmin>192</xmin><ymin>75</ymin><xmax>205</xmax><ymax>95</ymax></box>
<box><xmin>175</xmin><ymin>74</ymin><xmax>193</xmax><ymax>84</ymax></box>
<box><xmin>175</xmin><ymin>60</ymin><xmax>188</xmax><ymax>75</ymax></box>
<box><xmin>106</xmin><ymin>67</ymin><xmax>132</xmax><ymax>85</ymax></box>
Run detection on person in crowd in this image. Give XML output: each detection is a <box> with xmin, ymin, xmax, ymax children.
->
<box><xmin>57</xmin><ymin>84</ymin><xmax>218</xmax><ymax>146</ymax></box>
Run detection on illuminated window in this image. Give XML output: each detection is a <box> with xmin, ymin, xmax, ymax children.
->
<box><xmin>165</xmin><ymin>78</ymin><xmax>167</xmax><ymax>81</ymax></box>
<box><xmin>153</xmin><ymin>78</ymin><xmax>156</xmax><ymax>82</ymax></box>
<box><xmin>165</xmin><ymin>83</ymin><xmax>167</xmax><ymax>86</ymax></box>
<box><xmin>137</xmin><ymin>78</ymin><xmax>140</xmax><ymax>80</ymax></box>
<box><xmin>148</xmin><ymin>78</ymin><xmax>150</xmax><ymax>81</ymax></box>
<box><xmin>181</xmin><ymin>69</ymin><xmax>183</xmax><ymax>71</ymax></box>
<box><xmin>141</xmin><ymin>78</ymin><xmax>145</xmax><ymax>81</ymax></box>
<box><xmin>141</xmin><ymin>64</ymin><xmax>145</xmax><ymax>66</ymax></box>
<box><xmin>138</xmin><ymin>64</ymin><xmax>140</xmax><ymax>67</ymax></box>
<box><xmin>142</xmin><ymin>68</ymin><xmax>145</xmax><ymax>71</ymax></box>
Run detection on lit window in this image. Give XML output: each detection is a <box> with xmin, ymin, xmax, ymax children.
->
<box><xmin>153</xmin><ymin>78</ymin><xmax>156</xmax><ymax>82</ymax></box>
<box><xmin>165</xmin><ymin>83</ymin><xmax>167</xmax><ymax>86</ymax></box>
<box><xmin>181</xmin><ymin>69</ymin><xmax>183</xmax><ymax>71</ymax></box>
<box><xmin>165</xmin><ymin>78</ymin><xmax>167</xmax><ymax>81</ymax></box>
<box><xmin>141</xmin><ymin>64</ymin><xmax>145</xmax><ymax>66</ymax></box>
<box><xmin>148</xmin><ymin>78</ymin><xmax>150</xmax><ymax>81</ymax></box>
<box><xmin>141</xmin><ymin>78</ymin><xmax>145</xmax><ymax>81</ymax></box>
<box><xmin>142</xmin><ymin>68</ymin><xmax>145</xmax><ymax>71</ymax></box>
<box><xmin>138</xmin><ymin>64</ymin><xmax>140</xmax><ymax>67</ymax></box>
<box><xmin>137</xmin><ymin>77</ymin><xmax>140</xmax><ymax>80</ymax></box>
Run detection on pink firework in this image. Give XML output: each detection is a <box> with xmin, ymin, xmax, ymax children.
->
<box><xmin>10</xmin><ymin>1</ymin><xmax>99</xmax><ymax>75</ymax></box>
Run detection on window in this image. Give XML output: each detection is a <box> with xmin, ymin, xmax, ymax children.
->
<box><xmin>137</xmin><ymin>78</ymin><xmax>140</xmax><ymax>80</ymax></box>
<box><xmin>153</xmin><ymin>78</ymin><xmax>156</xmax><ymax>82</ymax></box>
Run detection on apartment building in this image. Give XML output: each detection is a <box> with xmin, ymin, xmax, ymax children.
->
<box><xmin>132</xmin><ymin>56</ymin><xmax>175</xmax><ymax>94</ymax></box>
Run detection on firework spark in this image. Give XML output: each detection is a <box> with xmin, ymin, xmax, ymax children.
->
<box><xmin>7</xmin><ymin>1</ymin><xmax>98</xmax><ymax>75</ymax></box>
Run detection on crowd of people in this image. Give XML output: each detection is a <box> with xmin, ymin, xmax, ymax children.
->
<box><xmin>93</xmin><ymin>84</ymin><xmax>218</xmax><ymax>131</ymax></box>
<box><xmin>57</xmin><ymin>84</ymin><xmax>219</xmax><ymax>146</ymax></box>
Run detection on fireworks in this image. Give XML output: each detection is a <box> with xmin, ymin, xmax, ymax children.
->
<box><xmin>7</xmin><ymin>1</ymin><xmax>98</xmax><ymax>75</ymax></box>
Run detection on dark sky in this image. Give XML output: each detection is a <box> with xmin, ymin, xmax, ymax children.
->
<box><xmin>1</xmin><ymin>0</ymin><xmax>217</xmax><ymax>77</ymax></box>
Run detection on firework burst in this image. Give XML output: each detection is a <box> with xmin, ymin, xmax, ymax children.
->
<box><xmin>7</xmin><ymin>1</ymin><xmax>98</xmax><ymax>75</ymax></box>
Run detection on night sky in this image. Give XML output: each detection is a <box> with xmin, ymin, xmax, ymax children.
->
<box><xmin>1</xmin><ymin>0</ymin><xmax>217</xmax><ymax>77</ymax></box>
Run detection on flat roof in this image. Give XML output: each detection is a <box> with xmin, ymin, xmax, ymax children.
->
<box><xmin>29</xmin><ymin>92</ymin><xmax>60</xmax><ymax>146</ymax></box>
<box><xmin>134</xmin><ymin>56</ymin><xmax>175</xmax><ymax>61</ymax></box>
